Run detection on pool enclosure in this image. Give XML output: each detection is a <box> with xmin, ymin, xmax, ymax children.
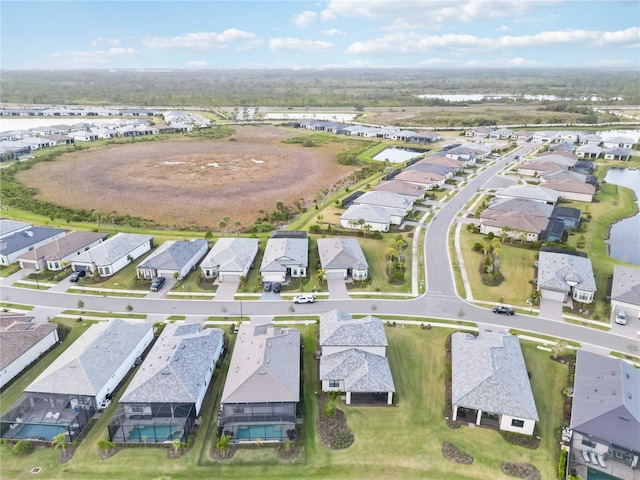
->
<box><xmin>108</xmin><ymin>401</ymin><xmax>195</xmax><ymax>443</ymax></box>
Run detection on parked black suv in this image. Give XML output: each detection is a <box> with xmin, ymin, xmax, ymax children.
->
<box><xmin>150</xmin><ymin>277</ymin><xmax>166</xmax><ymax>292</ymax></box>
<box><xmin>492</xmin><ymin>305</ymin><xmax>515</xmax><ymax>315</ymax></box>
<box><xmin>273</xmin><ymin>282</ymin><xmax>282</xmax><ymax>293</ymax></box>
<box><xmin>69</xmin><ymin>270</ymin><xmax>86</xmax><ymax>282</ymax></box>
<box><xmin>263</xmin><ymin>282</ymin><xmax>272</xmax><ymax>292</ymax></box>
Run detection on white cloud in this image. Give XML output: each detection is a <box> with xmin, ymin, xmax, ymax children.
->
<box><xmin>417</xmin><ymin>57</ymin><xmax>449</xmax><ymax>66</ymax></box>
<box><xmin>142</xmin><ymin>29</ymin><xmax>256</xmax><ymax>50</ymax></box>
<box><xmin>464</xmin><ymin>57</ymin><xmax>545</xmax><ymax>68</ymax></box>
<box><xmin>496</xmin><ymin>25</ymin><xmax>511</xmax><ymax>32</ymax></box>
<box><xmin>51</xmin><ymin>47</ymin><xmax>137</xmax><ymax>65</ymax></box>
<box><xmin>322</xmin><ymin>28</ymin><xmax>345</xmax><ymax>37</ymax></box>
<box><xmin>269</xmin><ymin>37</ymin><xmax>335</xmax><ymax>53</ymax></box>
<box><xmin>506</xmin><ymin>57</ymin><xmax>544</xmax><ymax>67</ymax></box>
<box><xmin>320</xmin><ymin>9</ymin><xmax>336</xmax><ymax>21</ymax></box>
<box><xmin>185</xmin><ymin>60</ymin><xmax>208</xmax><ymax>67</ymax></box>
<box><xmin>91</xmin><ymin>37</ymin><xmax>121</xmax><ymax>46</ymax></box>
<box><xmin>292</xmin><ymin>10</ymin><xmax>317</xmax><ymax>27</ymax></box>
<box><xmin>597</xmin><ymin>26</ymin><xmax>640</xmax><ymax>46</ymax></box>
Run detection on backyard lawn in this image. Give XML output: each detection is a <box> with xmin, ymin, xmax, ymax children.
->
<box><xmin>1</xmin><ymin>324</ymin><xmax>567</xmax><ymax>480</ymax></box>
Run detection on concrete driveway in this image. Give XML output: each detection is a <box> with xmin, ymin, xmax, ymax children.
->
<box><xmin>214</xmin><ymin>277</ymin><xmax>240</xmax><ymax>300</ymax></box>
<box><xmin>538</xmin><ymin>297</ymin><xmax>564</xmax><ymax>321</ymax></box>
<box><xmin>327</xmin><ymin>272</ymin><xmax>350</xmax><ymax>300</ymax></box>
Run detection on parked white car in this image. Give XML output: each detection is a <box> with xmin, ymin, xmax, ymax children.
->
<box><xmin>292</xmin><ymin>294</ymin><xmax>316</xmax><ymax>304</ymax></box>
<box><xmin>615</xmin><ymin>310</ymin><xmax>627</xmax><ymax>325</ymax></box>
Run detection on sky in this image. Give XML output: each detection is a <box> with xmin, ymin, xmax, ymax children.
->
<box><xmin>1</xmin><ymin>0</ymin><xmax>639</xmax><ymax>70</ymax></box>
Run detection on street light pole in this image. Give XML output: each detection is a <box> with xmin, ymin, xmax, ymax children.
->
<box><xmin>240</xmin><ymin>300</ymin><xmax>243</xmax><ymax>319</ymax></box>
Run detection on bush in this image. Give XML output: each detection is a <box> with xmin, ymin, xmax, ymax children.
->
<box><xmin>13</xmin><ymin>440</ymin><xmax>35</xmax><ymax>456</ymax></box>
<box><xmin>558</xmin><ymin>450</ymin><xmax>568</xmax><ymax>479</ymax></box>
<box><xmin>323</xmin><ymin>399</ymin><xmax>336</xmax><ymax>418</ymax></box>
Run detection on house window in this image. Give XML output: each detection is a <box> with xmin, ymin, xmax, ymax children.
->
<box><xmin>511</xmin><ymin>419</ymin><xmax>525</xmax><ymax>428</ymax></box>
<box><xmin>329</xmin><ymin>380</ymin><xmax>340</xmax><ymax>388</ymax></box>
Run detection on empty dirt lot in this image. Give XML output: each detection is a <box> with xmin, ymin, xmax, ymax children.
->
<box><xmin>17</xmin><ymin>126</ymin><xmax>357</xmax><ymax>229</ymax></box>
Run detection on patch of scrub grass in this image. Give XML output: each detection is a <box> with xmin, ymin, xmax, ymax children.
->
<box><xmin>0</xmin><ymin>302</ymin><xmax>34</xmax><ymax>311</ymax></box>
<box><xmin>0</xmin><ymin>263</ymin><xmax>21</xmax><ymax>277</ymax></box>
<box><xmin>167</xmin><ymin>315</ymin><xmax>186</xmax><ymax>321</ymax></box>
<box><xmin>61</xmin><ymin>309</ymin><xmax>147</xmax><ymax>319</ymax></box>
<box><xmin>564</xmin><ymin>318</ymin><xmax>611</xmax><ymax>331</ymax></box>
<box><xmin>66</xmin><ymin>288</ymin><xmax>147</xmax><ymax>298</ymax></box>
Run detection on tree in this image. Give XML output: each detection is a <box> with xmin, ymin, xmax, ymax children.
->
<box><xmin>170</xmin><ymin>438</ymin><xmax>182</xmax><ymax>456</ymax></box>
<box><xmin>552</xmin><ymin>340</ymin><xmax>568</xmax><ymax>359</ymax></box>
<box><xmin>52</xmin><ymin>433</ymin><xmax>68</xmax><ymax>456</ymax></box>
<box><xmin>216</xmin><ymin>434</ymin><xmax>232</xmax><ymax>455</ymax></box>
<box><xmin>97</xmin><ymin>438</ymin><xmax>116</xmax><ymax>454</ymax></box>
<box><xmin>77</xmin><ymin>300</ymin><xmax>84</xmax><ymax>311</ymax></box>
<box><xmin>204</xmin><ymin>230</ymin><xmax>213</xmax><ymax>240</ymax></box>
<box><xmin>173</xmin><ymin>271</ymin><xmax>181</xmax><ymax>284</ymax></box>
<box><xmin>12</xmin><ymin>440</ymin><xmax>35</xmax><ymax>456</ymax></box>
<box><xmin>126</xmin><ymin>303</ymin><xmax>134</xmax><ymax>315</ymax></box>
<box><xmin>218</xmin><ymin>219</ymin><xmax>227</xmax><ymax>235</ymax></box>
<box><xmin>234</xmin><ymin>221</ymin><xmax>242</xmax><ymax>234</ymax></box>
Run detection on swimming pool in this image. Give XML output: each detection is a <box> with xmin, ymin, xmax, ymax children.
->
<box><xmin>127</xmin><ymin>425</ymin><xmax>181</xmax><ymax>442</ymax></box>
<box><xmin>15</xmin><ymin>424</ymin><xmax>67</xmax><ymax>441</ymax></box>
<box><xmin>235</xmin><ymin>424</ymin><xmax>286</xmax><ymax>441</ymax></box>
<box><xmin>587</xmin><ymin>469</ymin><xmax>619</xmax><ymax>480</ymax></box>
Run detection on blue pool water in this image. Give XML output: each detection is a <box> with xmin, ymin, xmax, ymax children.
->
<box><xmin>235</xmin><ymin>424</ymin><xmax>285</xmax><ymax>441</ymax></box>
<box><xmin>127</xmin><ymin>425</ymin><xmax>181</xmax><ymax>442</ymax></box>
<box><xmin>15</xmin><ymin>424</ymin><xmax>67</xmax><ymax>440</ymax></box>
<box><xmin>587</xmin><ymin>468</ymin><xmax>619</xmax><ymax>480</ymax></box>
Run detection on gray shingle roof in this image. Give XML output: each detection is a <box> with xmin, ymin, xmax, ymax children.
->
<box><xmin>495</xmin><ymin>185</ymin><xmax>560</xmax><ymax>204</ymax></box>
<box><xmin>221</xmin><ymin>320</ymin><xmax>300</xmax><ymax>404</ymax></box>
<box><xmin>317</xmin><ymin>238</ymin><xmax>368</xmax><ymax>271</ymax></box>
<box><xmin>26</xmin><ymin>319</ymin><xmax>152</xmax><ymax>396</ymax></box>
<box><xmin>0</xmin><ymin>315</ymin><xmax>58</xmax><ymax>370</ymax></box>
<box><xmin>136</xmin><ymin>239</ymin><xmax>207</xmax><ymax>271</ymax></box>
<box><xmin>611</xmin><ymin>265</ymin><xmax>640</xmax><ymax>306</ymax></box>
<box><xmin>570</xmin><ymin>350</ymin><xmax>640</xmax><ymax>451</ymax></box>
<box><xmin>200</xmin><ymin>237</ymin><xmax>258</xmax><ymax>273</ymax></box>
<box><xmin>120</xmin><ymin>323</ymin><xmax>223</xmax><ymax>407</ymax></box>
<box><xmin>354</xmin><ymin>190</ymin><xmax>414</xmax><ymax>210</ymax></box>
<box><xmin>320</xmin><ymin>348</ymin><xmax>395</xmax><ymax>393</ymax></box>
<box><xmin>341</xmin><ymin>204</ymin><xmax>400</xmax><ymax>224</ymax></box>
<box><xmin>0</xmin><ymin>220</ymin><xmax>31</xmax><ymax>238</ymax></box>
<box><xmin>74</xmin><ymin>233</ymin><xmax>153</xmax><ymax>267</ymax></box>
<box><xmin>0</xmin><ymin>226</ymin><xmax>66</xmax><ymax>256</ymax></box>
<box><xmin>537</xmin><ymin>251</ymin><xmax>596</xmax><ymax>294</ymax></box>
<box><xmin>260</xmin><ymin>237</ymin><xmax>308</xmax><ymax>273</ymax></box>
<box><xmin>319</xmin><ymin>310</ymin><xmax>388</xmax><ymax>347</ymax></box>
<box><xmin>451</xmin><ymin>330</ymin><xmax>539</xmax><ymax>421</ymax></box>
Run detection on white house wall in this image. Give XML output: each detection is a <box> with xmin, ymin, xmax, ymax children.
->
<box><xmin>99</xmin><ymin>240</ymin><xmax>152</xmax><ymax>276</ymax></box>
<box><xmin>0</xmin><ymin>329</ymin><xmax>59</xmax><ymax>389</ymax></box>
<box><xmin>554</xmin><ymin>191</ymin><xmax>593</xmax><ymax>202</ymax></box>
<box><xmin>194</xmin><ymin>342</ymin><xmax>222</xmax><ymax>414</ymax></box>
<box><xmin>339</xmin><ymin>219</ymin><xmax>388</xmax><ymax>232</ymax></box>
<box><xmin>499</xmin><ymin>414</ymin><xmax>536</xmax><ymax>435</ymax></box>
<box><xmin>1</xmin><ymin>231</ymin><xmax>66</xmax><ymax>265</ymax></box>
<box><xmin>610</xmin><ymin>299</ymin><xmax>640</xmax><ymax>320</ymax></box>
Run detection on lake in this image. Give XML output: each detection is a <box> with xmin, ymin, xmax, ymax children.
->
<box><xmin>604</xmin><ymin>168</ymin><xmax>640</xmax><ymax>265</ymax></box>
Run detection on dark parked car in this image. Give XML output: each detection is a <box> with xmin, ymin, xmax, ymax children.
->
<box><xmin>493</xmin><ymin>305</ymin><xmax>515</xmax><ymax>316</ymax></box>
<box><xmin>69</xmin><ymin>270</ymin><xmax>86</xmax><ymax>282</ymax></box>
<box><xmin>263</xmin><ymin>282</ymin><xmax>272</xmax><ymax>292</ymax></box>
<box><xmin>273</xmin><ymin>282</ymin><xmax>281</xmax><ymax>293</ymax></box>
<box><xmin>150</xmin><ymin>277</ymin><xmax>166</xmax><ymax>292</ymax></box>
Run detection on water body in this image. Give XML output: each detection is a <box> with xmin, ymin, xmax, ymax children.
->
<box><xmin>604</xmin><ymin>168</ymin><xmax>640</xmax><ymax>265</ymax></box>
<box><xmin>373</xmin><ymin>147</ymin><xmax>424</xmax><ymax>163</ymax></box>
<box><xmin>415</xmin><ymin>93</ymin><xmax>618</xmax><ymax>102</ymax></box>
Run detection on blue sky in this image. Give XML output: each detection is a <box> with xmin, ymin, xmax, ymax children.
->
<box><xmin>2</xmin><ymin>1</ymin><xmax>639</xmax><ymax>69</ymax></box>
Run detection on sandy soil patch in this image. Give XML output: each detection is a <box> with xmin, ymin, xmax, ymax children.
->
<box><xmin>17</xmin><ymin>126</ymin><xmax>356</xmax><ymax>229</ymax></box>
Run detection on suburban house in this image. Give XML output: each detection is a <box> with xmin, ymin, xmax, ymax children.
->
<box><xmin>0</xmin><ymin>319</ymin><xmax>153</xmax><ymax>442</ymax></box>
<box><xmin>199</xmin><ymin>237</ymin><xmax>259</xmax><ymax>281</ymax></box>
<box><xmin>540</xmin><ymin>179</ymin><xmax>595</xmax><ymax>202</ymax></box>
<box><xmin>518</xmin><ymin>160</ymin><xmax>566</xmax><ymax>177</ymax></box>
<box><xmin>0</xmin><ymin>315</ymin><xmax>59</xmax><ymax>389</ymax></box>
<box><xmin>218</xmin><ymin>319</ymin><xmax>300</xmax><ymax>443</ymax></box>
<box><xmin>465</xmin><ymin>126</ymin><xmax>493</xmax><ymax>138</ymax></box>
<box><xmin>460</xmin><ymin>143</ymin><xmax>492</xmax><ymax>159</ymax></box>
<box><xmin>532</xmin><ymin>132</ymin><xmax>557</xmax><ymax>143</ymax></box>
<box><xmin>549</xmin><ymin>141</ymin><xmax>577</xmax><ymax>153</ymax></box>
<box><xmin>406</xmin><ymin>131</ymin><xmax>442</xmax><ymax>144</ymax></box>
<box><xmin>494</xmin><ymin>185</ymin><xmax>559</xmax><ymax>205</ymax></box>
<box><xmin>444</xmin><ymin>146</ymin><xmax>478</xmax><ymax>166</ymax></box>
<box><xmin>317</xmin><ymin>238</ymin><xmax>369</xmax><ymax>280</ymax></box>
<box><xmin>609</xmin><ymin>265</ymin><xmax>640</xmax><ymax>325</ymax></box>
<box><xmin>340</xmin><ymin>204</ymin><xmax>397</xmax><ymax>232</ymax></box>
<box><xmin>260</xmin><ymin>235</ymin><xmax>308</xmax><ymax>283</ymax></box>
<box><xmin>395</xmin><ymin>169</ymin><xmax>445</xmax><ymax>189</ymax></box>
<box><xmin>537</xmin><ymin>251</ymin><xmax>596</xmax><ymax>303</ymax></box>
<box><xmin>408</xmin><ymin>162</ymin><xmax>456</xmax><ymax>180</ymax></box>
<box><xmin>576</xmin><ymin>144</ymin><xmax>603</xmax><ymax>159</ymax></box>
<box><xmin>419</xmin><ymin>154</ymin><xmax>464</xmax><ymax>172</ymax></box>
<box><xmin>18</xmin><ymin>231</ymin><xmax>107</xmax><ymax>271</ymax></box>
<box><xmin>580</xmin><ymin>134</ymin><xmax>602</xmax><ymax>146</ymax></box>
<box><xmin>0</xmin><ymin>224</ymin><xmax>66</xmax><ymax>267</ymax></box>
<box><xmin>451</xmin><ymin>330</ymin><xmax>538</xmax><ymax>435</ymax></box>
<box><xmin>318</xmin><ymin>310</ymin><xmax>395</xmax><ymax>405</ymax></box>
<box><xmin>603</xmin><ymin>136</ymin><xmax>634</xmax><ymax>149</ymax></box>
<box><xmin>513</xmin><ymin>131</ymin><xmax>533</xmax><ymax>142</ymax></box>
<box><xmin>603</xmin><ymin>147</ymin><xmax>632</xmax><ymax>161</ymax></box>
<box><xmin>0</xmin><ymin>220</ymin><xmax>31</xmax><ymax>238</ymax></box>
<box><xmin>375</xmin><ymin>180</ymin><xmax>427</xmax><ymax>199</ymax></box>
<box><xmin>569</xmin><ymin>350</ymin><xmax>640</xmax><ymax>479</ymax></box>
<box><xmin>136</xmin><ymin>239</ymin><xmax>208</xmax><ymax>280</ymax></box>
<box><xmin>489</xmin><ymin>128</ymin><xmax>514</xmax><ymax>140</ymax></box>
<box><xmin>108</xmin><ymin>323</ymin><xmax>224</xmax><ymax>444</ymax></box>
<box><xmin>353</xmin><ymin>190</ymin><xmax>414</xmax><ymax>216</ymax></box>
<box><xmin>479</xmin><ymin>209</ymin><xmax>549</xmax><ymax>242</ymax></box>
<box><xmin>71</xmin><ymin>233</ymin><xmax>154</xmax><ymax>277</ymax></box>
<box><xmin>550</xmin><ymin>206</ymin><xmax>582</xmax><ymax>230</ymax></box>
<box><xmin>540</xmin><ymin>170</ymin><xmax>597</xmax><ymax>187</ymax></box>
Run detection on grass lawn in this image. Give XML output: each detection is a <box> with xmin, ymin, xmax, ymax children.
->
<box><xmin>459</xmin><ymin>229</ymin><xmax>538</xmax><ymax>306</ymax></box>
<box><xmin>0</xmin><ymin>263</ymin><xmax>21</xmax><ymax>277</ymax></box>
<box><xmin>172</xmin><ymin>269</ymin><xmax>217</xmax><ymax>293</ymax></box>
<box><xmin>0</xmin><ymin>325</ymin><xmax>566</xmax><ymax>480</ymax></box>
<box><xmin>0</xmin><ymin>302</ymin><xmax>34</xmax><ymax>311</ymax></box>
<box><xmin>61</xmin><ymin>309</ymin><xmax>147</xmax><ymax>320</ymax></box>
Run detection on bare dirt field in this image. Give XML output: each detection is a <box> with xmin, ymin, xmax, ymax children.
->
<box><xmin>17</xmin><ymin>126</ymin><xmax>357</xmax><ymax>229</ymax></box>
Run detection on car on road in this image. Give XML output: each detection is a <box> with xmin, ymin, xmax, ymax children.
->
<box><xmin>273</xmin><ymin>282</ymin><xmax>281</xmax><ymax>293</ymax></box>
<box><xmin>615</xmin><ymin>310</ymin><xmax>627</xmax><ymax>325</ymax></box>
<box><xmin>293</xmin><ymin>294</ymin><xmax>316</xmax><ymax>304</ymax></box>
<box><xmin>493</xmin><ymin>305</ymin><xmax>515</xmax><ymax>315</ymax></box>
<box><xmin>150</xmin><ymin>277</ymin><xmax>166</xmax><ymax>292</ymax></box>
<box><xmin>263</xmin><ymin>282</ymin><xmax>272</xmax><ymax>292</ymax></box>
<box><xmin>69</xmin><ymin>270</ymin><xmax>86</xmax><ymax>282</ymax></box>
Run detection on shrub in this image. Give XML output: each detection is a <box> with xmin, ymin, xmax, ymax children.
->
<box><xmin>558</xmin><ymin>450</ymin><xmax>568</xmax><ymax>479</ymax></box>
<box><xmin>323</xmin><ymin>399</ymin><xmax>336</xmax><ymax>418</ymax></box>
<box><xmin>13</xmin><ymin>440</ymin><xmax>35</xmax><ymax>456</ymax></box>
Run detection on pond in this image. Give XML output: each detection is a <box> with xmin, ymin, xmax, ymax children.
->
<box><xmin>604</xmin><ymin>168</ymin><xmax>640</xmax><ymax>265</ymax></box>
<box><xmin>373</xmin><ymin>147</ymin><xmax>424</xmax><ymax>163</ymax></box>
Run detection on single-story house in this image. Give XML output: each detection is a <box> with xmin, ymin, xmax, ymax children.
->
<box><xmin>68</xmin><ymin>131</ymin><xmax>99</xmax><ymax>142</ymax></box>
<box><xmin>340</xmin><ymin>204</ymin><xmax>399</xmax><ymax>232</ymax></box>
<box><xmin>319</xmin><ymin>310</ymin><xmax>395</xmax><ymax>405</ymax></box>
<box><xmin>18</xmin><ymin>231</ymin><xmax>107</xmax><ymax>271</ymax></box>
<box><xmin>353</xmin><ymin>190</ymin><xmax>414</xmax><ymax>216</ymax></box>
<box><xmin>569</xmin><ymin>350</ymin><xmax>639</xmax><ymax>478</ymax></box>
<box><xmin>479</xmin><ymin>210</ymin><xmax>549</xmax><ymax>242</ymax></box>
<box><xmin>576</xmin><ymin>144</ymin><xmax>603</xmax><ymax>159</ymax></box>
<box><xmin>108</xmin><ymin>323</ymin><xmax>224</xmax><ymax>444</ymax></box>
<box><xmin>406</xmin><ymin>131</ymin><xmax>442</xmax><ymax>144</ymax></box>
<box><xmin>0</xmin><ymin>319</ymin><xmax>153</xmax><ymax>442</ymax></box>
<box><xmin>550</xmin><ymin>206</ymin><xmax>582</xmax><ymax>229</ymax></box>
<box><xmin>549</xmin><ymin>141</ymin><xmax>576</xmax><ymax>153</ymax></box>
<box><xmin>317</xmin><ymin>238</ymin><xmax>369</xmax><ymax>280</ymax></box>
<box><xmin>534</xmin><ymin>153</ymin><xmax>578</xmax><ymax>168</ymax></box>
<box><xmin>494</xmin><ymin>185</ymin><xmax>559</xmax><ymax>205</ymax></box>
<box><xmin>451</xmin><ymin>330</ymin><xmax>538</xmax><ymax>435</ymax></box>
<box><xmin>537</xmin><ymin>251</ymin><xmax>596</xmax><ymax>303</ymax></box>
<box><xmin>395</xmin><ymin>169</ymin><xmax>445</xmax><ymax>189</ymax></box>
<box><xmin>603</xmin><ymin>147</ymin><xmax>632</xmax><ymax>161</ymax></box>
<box><xmin>0</xmin><ymin>225</ymin><xmax>66</xmax><ymax>266</ymax></box>
<box><xmin>489</xmin><ymin>128</ymin><xmax>513</xmax><ymax>140</ymax></box>
<box><xmin>461</xmin><ymin>143</ymin><xmax>492</xmax><ymax>159</ymax></box>
<box><xmin>512</xmin><ymin>131</ymin><xmax>533</xmax><ymax>142</ymax></box>
<box><xmin>579</xmin><ymin>134</ymin><xmax>602</xmax><ymax>146</ymax></box>
<box><xmin>573</xmin><ymin>160</ymin><xmax>595</xmax><ymax>175</ymax></box>
<box><xmin>218</xmin><ymin>319</ymin><xmax>300</xmax><ymax>443</ymax></box>
<box><xmin>375</xmin><ymin>180</ymin><xmax>427</xmax><ymax>199</ymax></box>
<box><xmin>199</xmin><ymin>237</ymin><xmax>259</xmax><ymax>281</ymax></box>
<box><xmin>260</xmin><ymin>236</ymin><xmax>308</xmax><ymax>283</ymax></box>
<box><xmin>465</xmin><ymin>126</ymin><xmax>493</xmax><ymax>138</ymax></box>
<box><xmin>518</xmin><ymin>160</ymin><xmax>566</xmax><ymax>177</ymax></box>
<box><xmin>71</xmin><ymin>233</ymin><xmax>153</xmax><ymax>277</ymax></box>
<box><xmin>487</xmin><ymin>197</ymin><xmax>555</xmax><ymax>219</ymax></box>
<box><xmin>0</xmin><ymin>315</ymin><xmax>59</xmax><ymax>389</ymax></box>
<box><xmin>408</xmin><ymin>162</ymin><xmax>456</xmax><ymax>180</ymax></box>
<box><xmin>609</xmin><ymin>265</ymin><xmax>640</xmax><ymax>324</ymax></box>
<box><xmin>136</xmin><ymin>239</ymin><xmax>208</xmax><ymax>280</ymax></box>
<box><xmin>603</xmin><ymin>136</ymin><xmax>634</xmax><ymax>149</ymax></box>
<box><xmin>540</xmin><ymin>179</ymin><xmax>595</xmax><ymax>202</ymax></box>
<box><xmin>445</xmin><ymin>146</ymin><xmax>478</xmax><ymax>166</ymax></box>
<box><xmin>540</xmin><ymin>170</ymin><xmax>595</xmax><ymax>186</ymax></box>
<box><xmin>532</xmin><ymin>132</ymin><xmax>557</xmax><ymax>143</ymax></box>
<box><xmin>0</xmin><ymin>220</ymin><xmax>32</xmax><ymax>239</ymax></box>
<box><xmin>419</xmin><ymin>154</ymin><xmax>463</xmax><ymax>172</ymax></box>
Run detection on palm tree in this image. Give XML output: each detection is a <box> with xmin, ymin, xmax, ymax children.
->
<box><xmin>52</xmin><ymin>433</ymin><xmax>68</xmax><ymax>456</ymax></box>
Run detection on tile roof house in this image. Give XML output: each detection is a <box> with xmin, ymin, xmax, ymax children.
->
<box><xmin>537</xmin><ymin>251</ymin><xmax>596</xmax><ymax>303</ymax></box>
<box><xmin>108</xmin><ymin>323</ymin><xmax>224</xmax><ymax>444</ymax></box>
<box><xmin>534</xmin><ymin>152</ymin><xmax>579</xmax><ymax>167</ymax></box>
<box><xmin>18</xmin><ymin>231</ymin><xmax>107</xmax><ymax>271</ymax></box>
<box><xmin>451</xmin><ymin>330</ymin><xmax>539</xmax><ymax>435</ymax></box>
<box><xmin>569</xmin><ymin>350</ymin><xmax>640</xmax><ymax>477</ymax></box>
<box><xmin>136</xmin><ymin>239</ymin><xmax>208</xmax><ymax>280</ymax></box>
<box><xmin>317</xmin><ymin>238</ymin><xmax>369</xmax><ymax>280</ymax></box>
<box><xmin>603</xmin><ymin>136</ymin><xmax>634</xmax><ymax>149</ymax></box>
<box><xmin>518</xmin><ymin>160</ymin><xmax>567</xmax><ymax>177</ymax></box>
<box><xmin>71</xmin><ymin>233</ymin><xmax>153</xmax><ymax>277</ymax></box>
<box><xmin>353</xmin><ymin>190</ymin><xmax>414</xmax><ymax>216</ymax></box>
<box><xmin>0</xmin><ymin>315</ymin><xmax>59</xmax><ymax>389</ymax></box>
<box><xmin>340</xmin><ymin>204</ymin><xmax>399</xmax><ymax>232</ymax></box>
<box><xmin>418</xmin><ymin>154</ymin><xmax>464</xmax><ymax>172</ymax></box>
<box><xmin>319</xmin><ymin>310</ymin><xmax>395</xmax><ymax>405</ymax></box>
<box><xmin>395</xmin><ymin>169</ymin><xmax>445</xmax><ymax>189</ymax></box>
<box><xmin>218</xmin><ymin>319</ymin><xmax>300</xmax><ymax>443</ymax></box>
<box><xmin>406</xmin><ymin>131</ymin><xmax>442</xmax><ymax>144</ymax></box>
<box><xmin>0</xmin><ymin>319</ymin><xmax>153</xmax><ymax>443</ymax></box>
<box><xmin>480</xmin><ymin>210</ymin><xmax>550</xmax><ymax>242</ymax></box>
<box><xmin>579</xmin><ymin>134</ymin><xmax>602</xmax><ymax>146</ymax></box>
<box><xmin>408</xmin><ymin>162</ymin><xmax>456</xmax><ymax>179</ymax></box>
<box><xmin>494</xmin><ymin>185</ymin><xmax>560</xmax><ymax>205</ymax></box>
<box><xmin>576</xmin><ymin>144</ymin><xmax>603</xmax><ymax>159</ymax></box>
<box><xmin>609</xmin><ymin>265</ymin><xmax>640</xmax><ymax>324</ymax></box>
<box><xmin>260</xmin><ymin>237</ymin><xmax>308</xmax><ymax>283</ymax></box>
<box><xmin>375</xmin><ymin>180</ymin><xmax>427</xmax><ymax>198</ymax></box>
<box><xmin>0</xmin><ymin>225</ymin><xmax>66</xmax><ymax>266</ymax></box>
<box><xmin>199</xmin><ymin>237</ymin><xmax>259</xmax><ymax>281</ymax></box>
<box><xmin>540</xmin><ymin>179</ymin><xmax>595</xmax><ymax>202</ymax></box>
<box><xmin>0</xmin><ymin>220</ymin><xmax>32</xmax><ymax>239</ymax></box>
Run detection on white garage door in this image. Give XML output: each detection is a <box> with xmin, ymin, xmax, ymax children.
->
<box><xmin>541</xmin><ymin>289</ymin><xmax>566</xmax><ymax>302</ymax></box>
<box><xmin>262</xmin><ymin>272</ymin><xmax>286</xmax><ymax>283</ymax></box>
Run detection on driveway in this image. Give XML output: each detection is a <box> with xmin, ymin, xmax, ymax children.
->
<box><xmin>538</xmin><ymin>297</ymin><xmax>564</xmax><ymax>321</ymax></box>
<box><xmin>326</xmin><ymin>272</ymin><xmax>350</xmax><ymax>300</ymax></box>
<box><xmin>214</xmin><ymin>276</ymin><xmax>240</xmax><ymax>300</ymax></box>
<box><xmin>147</xmin><ymin>277</ymin><xmax>176</xmax><ymax>298</ymax></box>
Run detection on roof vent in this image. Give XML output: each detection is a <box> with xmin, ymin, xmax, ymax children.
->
<box><xmin>612</xmin><ymin>389</ymin><xmax>616</xmax><ymax>395</ymax></box>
